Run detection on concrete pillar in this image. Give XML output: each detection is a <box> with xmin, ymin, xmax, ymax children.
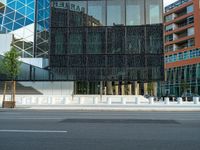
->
<box><xmin>128</xmin><ymin>84</ymin><xmax>132</xmax><ymax>95</ymax></box>
<box><xmin>133</xmin><ymin>81</ymin><xmax>139</xmax><ymax>95</ymax></box>
<box><xmin>153</xmin><ymin>82</ymin><xmax>158</xmax><ymax>97</ymax></box>
<box><xmin>144</xmin><ymin>83</ymin><xmax>148</xmax><ymax>95</ymax></box>
<box><xmin>121</xmin><ymin>82</ymin><xmax>125</xmax><ymax>95</ymax></box>
<box><xmin>115</xmin><ymin>85</ymin><xmax>119</xmax><ymax>95</ymax></box>
<box><xmin>106</xmin><ymin>81</ymin><xmax>113</xmax><ymax>95</ymax></box>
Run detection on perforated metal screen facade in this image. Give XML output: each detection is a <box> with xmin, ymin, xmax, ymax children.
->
<box><xmin>50</xmin><ymin>0</ymin><xmax>164</xmax><ymax>81</ymax></box>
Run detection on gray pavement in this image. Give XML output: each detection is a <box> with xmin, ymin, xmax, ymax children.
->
<box><xmin>0</xmin><ymin>110</ymin><xmax>200</xmax><ymax>150</ymax></box>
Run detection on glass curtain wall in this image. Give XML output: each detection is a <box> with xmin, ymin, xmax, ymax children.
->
<box><xmin>50</xmin><ymin>0</ymin><xmax>163</xmax><ymax>82</ymax></box>
<box><xmin>126</xmin><ymin>0</ymin><xmax>144</xmax><ymax>25</ymax></box>
<box><xmin>146</xmin><ymin>0</ymin><xmax>162</xmax><ymax>24</ymax></box>
<box><xmin>107</xmin><ymin>0</ymin><xmax>125</xmax><ymax>26</ymax></box>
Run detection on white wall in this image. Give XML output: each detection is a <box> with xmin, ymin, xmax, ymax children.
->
<box><xmin>0</xmin><ymin>33</ymin><xmax>12</xmax><ymax>55</ymax></box>
<box><xmin>19</xmin><ymin>81</ymin><xmax>74</xmax><ymax>95</ymax></box>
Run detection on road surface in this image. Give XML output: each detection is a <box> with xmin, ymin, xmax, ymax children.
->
<box><xmin>0</xmin><ymin>110</ymin><xmax>200</xmax><ymax>150</ymax></box>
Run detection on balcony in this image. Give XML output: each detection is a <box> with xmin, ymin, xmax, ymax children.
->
<box><xmin>165</xmin><ymin>35</ymin><xmax>195</xmax><ymax>47</ymax></box>
<box><xmin>165</xmin><ymin>12</ymin><xmax>193</xmax><ymax>26</ymax></box>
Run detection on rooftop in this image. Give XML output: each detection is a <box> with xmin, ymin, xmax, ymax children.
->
<box><xmin>165</xmin><ymin>0</ymin><xmax>192</xmax><ymax>12</ymax></box>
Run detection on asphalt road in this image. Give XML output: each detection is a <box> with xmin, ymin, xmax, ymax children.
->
<box><xmin>0</xmin><ymin>110</ymin><xmax>200</xmax><ymax>150</ymax></box>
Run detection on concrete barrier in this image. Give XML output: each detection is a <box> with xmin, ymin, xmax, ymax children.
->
<box><xmin>107</xmin><ymin>97</ymin><xmax>112</xmax><ymax>105</ymax></box>
<box><xmin>7</xmin><ymin>95</ymin><xmax>200</xmax><ymax>107</ymax></box>
<box><xmin>135</xmin><ymin>97</ymin><xmax>140</xmax><ymax>104</ymax></box>
<box><xmin>177</xmin><ymin>97</ymin><xmax>183</xmax><ymax>104</ymax></box>
<box><xmin>149</xmin><ymin>97</ymin><xmax>154</xmax><ymax>104</ymax></box>
<box><xmin>193</xmin><ymin>97</ymin><xmax>199</xmax><ymax>104</ymax></box>
<box><xmin>121</xmin><ymin>97</ymin><xmax>126</xmax><ymax>105</ymax></box>
<box><xmin>164</xmin><ymin>97</ymin><xmax>170</xmax><ymax>105</ymax></box>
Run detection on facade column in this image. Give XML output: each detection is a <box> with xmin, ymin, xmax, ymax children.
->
<box><xmin>153</xmin><ymin>82</ymin><xmax>158</xmax><ymax>96</ymax></box>
<box><xmin>106</xmin><ymin>81</ymin><xmax>113</xmax><ymax>95</ymax></box>
<box><xmin>133</xmin><ymin>81</ymin><xmax>139</xmax><ymax>95</ymax></box>
<box><xmin>144</xmin><ymin>83</ymin><xmax>148</xmax><ymax>95</ymax></box>
<box><xmin>128</xmin><ymin>84</ymin><xmax>132</xmax><ymax>95</ymax></box>
<box><xmin>121</xmin><ymin>81</ymin><xmax>125</xmax><ymax>95</ymax></box>
<box><xmin>115</xmin><ymin>81</ymin><xmax>119</xmax><ymax>95</ymax></box>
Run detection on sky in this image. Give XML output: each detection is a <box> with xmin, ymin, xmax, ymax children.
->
<box><xmin>164</xmin><ymin>0</ymin><xmax>178</xmax><ymax>7</ymax></box>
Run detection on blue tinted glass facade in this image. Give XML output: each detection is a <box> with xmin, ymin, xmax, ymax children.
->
<box><xmin>0</xmin><ymin>0</ymin><xmax>50</xmax><ymax>58</ymax></box>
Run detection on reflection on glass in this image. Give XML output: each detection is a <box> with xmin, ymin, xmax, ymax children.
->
<box><xmin>126</xmin><ymin>0</ymin><xmax>144</xmax><ymax>25</ymax></box>
<box><xmin>88</xmin><ymin>1</ymin><xmax>105</xmax><ymax>26</ymax></box>
<box><xmin>69</xmin><ymin>1</ymin><xmax>87</xmax><ymax>27</ymax></box>
<box><xmin>146</xmin><ymin>0</ymin><xmax>162</xmax><ymax>24</ymax></box>
<box><xmin>107</xmin><ymin>0</ymin><xmax>125</xmax><ymax>26</ymax></box>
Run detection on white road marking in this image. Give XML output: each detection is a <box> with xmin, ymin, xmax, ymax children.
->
<box><xmin>0</xmin><ymin>118</ymin><xmax>64</xmax><ymax>120</ymax></box>
<box><xmin>0</xmin><ymin>130</ymin><xmax>67</xmax><ymax>133</ymax></box>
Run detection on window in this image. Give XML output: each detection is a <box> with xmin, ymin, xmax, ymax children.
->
<box><xmin>187</xmin><ymin>16</ymin><xmax>194</xmax><ymax>24</ymax></box>
<box><xmin>178</xmin><ymin>53</ymin><xmax>183</xmax><ymax>60</ymax></box>
<box><xmin>165</xmin><ymin>34</ymin><xmax>173</xmax><ymax>42</ymax></box>
<box><xmin>183</xmin><ymin>51</ymin><xmax>188</xmax><ymax>59</ymax></box>
<box><xmin>187</xmin><ymin>27</ymin><xmax>194</xmax><ymax>36</ymax></box>
<box><xmin>126</xmin><ymin>0</ymin><xmax>144</xmax><ymax>25</ymax></box>
<box><xmin>146</xmin><ymin>0</ymin><xmax>162</xmax><ymax>24</ymax></box>
<box><xmin>88</xmin><ymin>1</ymin><xmax>106</xmax><ymax>26</ymax></box>
<box><xmin>69</xmin><ymin>1</ymin><xmax>87</xmax><ymax>27</ymax></box>
<box><xmin>165</xmin><ymin>24</ymin><xmax>173</xmax><ymax>32</ymax></box>
<box><xmin>188</xmin><ymin>38</ymin><xmax>195</xmax><ymax>47</ymax></box>
<box><xmin>165</xmin><ymin>44</ymin><xmax>173</xmax><ymax>52</ymax></box>
<box><xmin>187</xmin><ymin>5</ymin><xmax>193</xmax><ymax>13</ymax></box>
<box><xmin>165</xmin><ymin>14</ymin><xmax>173</xmax><ymax>22</ymax></box>
<box><xmin>107</xmin><ymin>0</ymin><xmax>125</xmax><ymax>26</ymax></box>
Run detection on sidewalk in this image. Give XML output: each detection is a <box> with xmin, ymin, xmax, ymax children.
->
<box><xmin>11</xmin><ymin>104</ymin><xmax>200</xmax><ymax>112</ymax></box>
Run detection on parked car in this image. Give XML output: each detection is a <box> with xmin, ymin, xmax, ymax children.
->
<box><xmin>181</xmin><ymin>93</ymin><xmax>199</xmax><ymax>101</ymax></box>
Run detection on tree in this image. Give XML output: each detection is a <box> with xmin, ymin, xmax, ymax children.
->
<box><xmin>0</xmin><ymin>47</ymin><xmax>21</xmax><ymax>108</ymax></box>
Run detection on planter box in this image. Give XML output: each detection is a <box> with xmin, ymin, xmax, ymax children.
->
<box><xmin>2</xmin><ymin>101</ymin><xmax>15</xmax><ymax>108</ymax></box>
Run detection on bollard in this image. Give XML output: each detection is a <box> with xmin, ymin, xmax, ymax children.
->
<box><xmin>177</xmin><ymin>97</ymin><xmax>183</xmax><ymax>104</ymax></box>
<box><xmin>164</xmin><ymin>97</ymin><xmax>170</xmax><ymax>104</ymax></box>
<box><xmin>107</xmin><ymin>97</ymin><xmax>112</xmax><ymax>105</ymax></box>
<box><xmin>121</xmin><ymin>97</ymin><xmax>126</xmax><ymax>105</ymax></box>
<box><xmin>93</xmin><ymin>97</ymin><xmax>98</xmax><ymax>104</ymax></box>
<box><xmin>193</xmin><ymin>97</ymin><xmax>199</xmax><ymax>104</ymax></box>
<box><xmin>135</xmin><ymin>97</ymin><xmax>140</xmax><ymax>104</ymax></box>
<box><xmin>149</xmin><ymin>97</ymin><xmax>154</xmax><ymax>104</ymax></box>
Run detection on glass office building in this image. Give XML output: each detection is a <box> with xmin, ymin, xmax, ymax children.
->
<box><xmin>0</xmin><ymin>0</ymin><xmax>164</xmax><ymax>95</ymax></box>
<box><xmin>0</xmin><ymin>0</ymin><xmax>49</xmax><ymax>58</ymax></box>
<box><xmin>50</xmin><ymin>0</ymin><xmax>164</xmax><ymax>82</ymax></box>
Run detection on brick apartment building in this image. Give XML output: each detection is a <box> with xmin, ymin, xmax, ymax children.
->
<box><xmin>161</xmin><ymin>0</ymin><xmax>200</xmax><ymax>96</ymax></box>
